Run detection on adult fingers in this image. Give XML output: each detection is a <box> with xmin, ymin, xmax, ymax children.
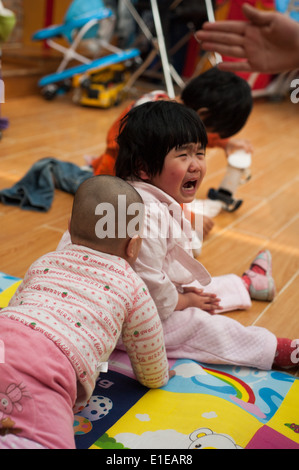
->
<box><xmin>242</xmin><ymin>3</ymin><xmax>274</xmax><ymax>26</ymax></box>
<box><xmin>199</xmin><ymin>20</ymin><xmax>247</xmax><ymax>35</ymax></box>
<box><xmin>217</xmin><ymin>60</ymin><xmax>253</xmax><ymax>72</ymax></box>
<box><xmin>200</xmin><ymin>41</ymin><xmax>246</xmax><ymax>59</ymax></box>
<box><xmin>196</xmin><ymin>29</ymin><xmax>245</xmax><ymax>47</ymax></box>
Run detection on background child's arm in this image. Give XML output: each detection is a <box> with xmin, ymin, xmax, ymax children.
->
<box><xmin>208</xmin><ymin>132</ymin><xmax>253</xmax><ymax>158</ymax></box>
<box><xmin>224</xmin><ymin>138</ymin><xmax>253</xmax><ymax>156</ymax></box>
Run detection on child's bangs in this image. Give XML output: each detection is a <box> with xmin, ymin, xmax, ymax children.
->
<box><xmin>164</xmin><ymin>112</ymin><xmax>207</xmax><ymax>154</ymax></box>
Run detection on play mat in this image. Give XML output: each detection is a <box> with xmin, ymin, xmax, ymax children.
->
<box><xmin>1</xmin><ymin>271</ymin><xmax>299</xmax><ymax>450</ymax></box>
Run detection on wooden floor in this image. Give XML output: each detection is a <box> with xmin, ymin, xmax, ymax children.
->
<box><xmin>1</xmin><ymin>82</ymin><xmax>299</xmax><ymax>374</ymax></box>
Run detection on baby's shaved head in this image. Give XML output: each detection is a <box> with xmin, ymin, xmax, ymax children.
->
<box><xmin>70</xmin><ymin>175</ymin><xmax>144</xmax><ymax>255</ymax></box>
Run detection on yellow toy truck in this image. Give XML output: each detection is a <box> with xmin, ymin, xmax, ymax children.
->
<box><xmin>72</xmin><ymin>63</ymin><xmax>130</xmax><ymax>108</ymax></box>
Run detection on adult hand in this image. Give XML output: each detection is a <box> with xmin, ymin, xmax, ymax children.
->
<box><xmin>196</xmin><ymin>3</ymin><xmax>299</xmax><ymax>73</ymax></box>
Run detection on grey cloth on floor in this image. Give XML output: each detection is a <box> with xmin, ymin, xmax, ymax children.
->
<box><xmin>0</xmin><ymin>157</ymin><xmax>93</xmax><ymax>212</ymax></box>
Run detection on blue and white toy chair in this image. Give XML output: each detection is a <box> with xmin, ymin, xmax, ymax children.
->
<box><xmin>32</xmin><ymin>0</ymin><xmax>140</xmax><ymax>99</ymax></box>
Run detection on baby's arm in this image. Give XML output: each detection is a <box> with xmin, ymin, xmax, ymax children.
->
<box><xmin>176</xmin><ymin>286</ymin><xmax>222</xmax><ymax>314</ymax></box>
<box><xmin>122</xmin><ymin>281</ymin><xmax>170</xmax><ymax>388</ymax></box>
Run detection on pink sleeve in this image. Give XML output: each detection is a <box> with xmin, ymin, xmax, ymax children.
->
<box><xmin>121</xmin><ymin>281</ymin><xmax>169</xmax><ymax>389</ymax></box>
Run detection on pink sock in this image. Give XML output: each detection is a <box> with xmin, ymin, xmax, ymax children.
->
<box><xmin>274</xmin><ymin>338</ymin><xmax>299</xmax><ymax>368</ymax></box>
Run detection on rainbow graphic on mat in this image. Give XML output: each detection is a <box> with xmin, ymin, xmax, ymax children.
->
<box><xmin>161</xmin><ymin>359</ymin><xmax>297</xmax><ymax>423</ymax></box>
<box><xmin>202</xmin><ymin>366</ymin><xmax>255</xmax><ymax>404</ymax></box>
<box><xmin>199</xmin><ymin>365</ymin><xmax>271</xmax><ymax>421</ymax></box>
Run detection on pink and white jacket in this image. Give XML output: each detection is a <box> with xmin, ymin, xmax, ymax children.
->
<box><xmin>1</xmin><ymin>245</ymin><xmax>169</xmax><ymax>409</ymax></box>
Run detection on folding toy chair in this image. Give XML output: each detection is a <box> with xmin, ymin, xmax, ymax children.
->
<box><xmin>120</xmin><ymin>0</ymin><xmax>218</xmax><ymax>98</ymax></box>
<box><xmin>32</xmin><ymin>0</ymin><xmax>140</xmax><ymax>99</ymax></box>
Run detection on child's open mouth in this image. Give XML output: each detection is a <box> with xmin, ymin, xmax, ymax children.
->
<box><xmin>182</xmin><ymin>179</ymin><xmax>197</xmax><ymax>191</ymax></box>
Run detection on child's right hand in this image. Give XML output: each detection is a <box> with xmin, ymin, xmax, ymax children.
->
<box><xmin>177</xmin><ymin>286</ymin><xmax>222</xmax><ymax>314</ymax></box>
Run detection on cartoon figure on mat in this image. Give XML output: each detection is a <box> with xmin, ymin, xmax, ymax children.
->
<box><xmin>189</xmin><ymin>428</ymin><xmax>242</xmax><ymax>449</ymax></box>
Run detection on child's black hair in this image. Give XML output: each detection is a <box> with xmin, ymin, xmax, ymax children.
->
<box><xmin>181</xmin><ymin>67</ymin><xmax>253</xmax><ymax>139</ymax></box>
<box><xmin>115</xmin><ymin>100</ymin><xmax>208</xmax><ymax>181</ymax></box>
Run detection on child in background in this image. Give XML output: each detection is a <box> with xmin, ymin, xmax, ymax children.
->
<box><xmin>0</xmin><ymin>175</ymin><xmax>170</xmax><ymax>449</ymax></box>
<box><xmin>90</xmin><ymin>67</ymin><xmax>254</xmax><ymax>237</ymax></box>
<box><xmin>91</xmin><ymin>67</ymin><xmax>253</xmax><ymax>176</ymax></box>
<box><xmin>114</xmin><ymin>100</ymin><xmax>298</xmax><ymax>371</ymax></box>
